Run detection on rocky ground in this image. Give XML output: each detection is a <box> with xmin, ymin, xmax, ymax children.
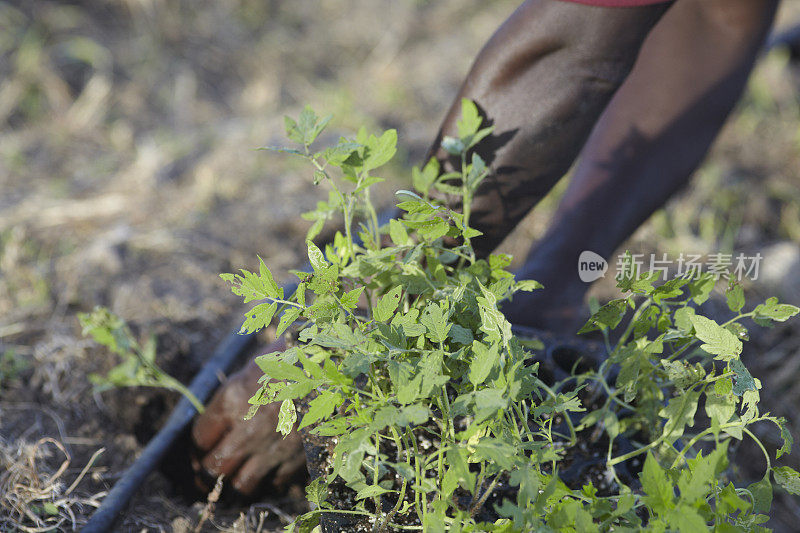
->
<box><xmin>1</xmin><ymin>0</ymin><xmax>800</xmax><ymax>531</ymax></box>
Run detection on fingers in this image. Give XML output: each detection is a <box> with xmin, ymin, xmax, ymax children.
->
<box><xmin>199</xmin><ymin>418</ymin><xmax>259</xmax><ymax>478</ymax></box>
<box><xmin>231</xmin><ymin>432</ymin><xmax>306</xmax><ymax>494</ymax></box>
<box><xmin>191</xmin><ymin>394</ymin><xmax>232</xmax><ymax>452</ymax></box>
<box><xmin>269</xmin><ymin>445</ymin><xmax>307</xmax><ymax>489</ymax></box>
<box><xmin>230</xmin><ymin>453</ymin><xmax>282</xmax><ymax>494</ymax></box>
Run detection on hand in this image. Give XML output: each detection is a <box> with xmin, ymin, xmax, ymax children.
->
<box><xmin>191</xmin><ymin>338</ymin><xmax>306</xmax><ymax>495</ymax></box>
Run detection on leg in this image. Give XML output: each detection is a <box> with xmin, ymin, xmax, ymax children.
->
<box><xmin>429</xmin><ymin>0</ymin><xmax>671</xmax><ymax>260</ymax></box>
<box><xmin>505</xmin><ymin>0</ymin><xmax>780</xmax><ymax>333</ymax></box>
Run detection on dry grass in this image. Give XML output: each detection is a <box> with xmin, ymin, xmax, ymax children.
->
<box><xmin>0</xmin><ymin>436</ymin><xmax>105</xmax><ymax>532</ymax></box>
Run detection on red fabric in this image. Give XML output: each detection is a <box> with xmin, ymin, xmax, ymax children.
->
<box><xmin>558</xmin><ymin>0</ymin><xmax>670</xmax><ymax>6</ymax></box>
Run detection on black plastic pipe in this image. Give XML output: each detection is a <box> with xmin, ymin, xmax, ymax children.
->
<box><xmin>82</xmin><ymin>327</ymin><xmax>258</xmax><ymax>532</ymax></box>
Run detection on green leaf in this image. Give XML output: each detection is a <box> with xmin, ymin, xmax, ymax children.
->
<box><xmin>277</xmin><ymin>399</ymin><xmax>297</xmax><ymax>436</ymax></box>
<box><xmin>469</xmin><ymin>340</ymin><xmax>499</xmax><ymax>387</ymax></box>
<box><xmin>306</xmin><ymin>217</ymin><xmax>325</xmax><ymax>241</ymax></box>
<box><xmin>373</xmin><ymin>285</ymin><xmax>403</xmax><ymax>322</ymax></box>
<box><xmin>255</xmin><ymin>352</ymin><xmax>307</xmax><ymax>382</ymax></box>
<box><xmin>397</xmin><ymin>374</ymin><xmax>422</xmax><ymax>405</ymax></box>
<box><xmin>705</xmin><ymin>391</ymin><xmax>736</xmax><ymax>428</ymax></box>
<box><xmin>726</xmin><ymin>282</ymin><xmax>745</xmax><ymax>313</ymax></box>
<box><xmin>473</xmin><ymin>388</ymin><xmax>507</xmax><ymax>422</ymax></box>
<box><xmin>448</xmin><ymin>324</ymin><xmax>473</xmax><ymax>345</ymax></box>
<box><xmin>731</xmin><ymin>359</ymin><xmax>758</xmax><ymax>396</ymax></box>
<box><xmin>578</xmin><ymin>299</ymin><xmax>627</xmax><ymax>334</ymax></box>
<box><xmin>322</xmin><ymin>141</ymin><xmax>361</xmax><ymax>166</ymax></box>
<box><xmin>775</xmin><ymin>417</ymin><xmax>793</xmax><ymax>459</ymax></box>
<box><xmin>412</xmin><ymin>158</ymin><xmax>440</xmax><ymax>196</ymax></box>
<box><xmin>299</xmin><ymin>390</ymin><xmax>342</xmax><ymax>430</ymax></box>
<box><xmin>714</xmin><ymin>377</ymin><xmax>733</xmax><ymax>396</ymax></box>
<box><xmin>641</xmin><ymin>453</ymin><xmax>672</xmax><ymax>512</ymax></box>
<box><xmin>773</xmin><ymin>466</ymin><xmax>800</xmax><ymax>495</ymax></box>
<box><xmin>689</xmin><ymin>314</ymin><xmax>742</xmax><ymax>360</ymax></box>
<box><xmin>421</xmin><ymin>302</ymin><xmax>451</xmax><ymax>344</ymax></box>
<box><xmin>356</xmin><ymin>484</ymin><xmax>394</xmax><ymax>500</ymax></box>
<box><xmin>457</xmin><ymin>98</ymin><xmax>482</xmax><ymax>138</ymax></box>
<box><xmin>307</xmin><ymin>240</ymin><xmax>328</xmax><ymax>272</ymax></box>
<box><xmin>473</xmin><ymin>438</ymin><xmax>516</xmax><ymax>470</ymax></box>
<box><xmin>340</xmin><ymin>286</ymin><xmax>364</xmax><ymax>310</ymax></box>
<box><xmin>516</xmin><ymin>279</ymin><xmax>543</xmax><ymax>292</ymax></box>
<box><xmin>305</xmin><ymin>477</ymin><xmax>328</xmax><ymax>508</ymax></box>
<box><xmin>363</xmin><ymin>129</ymin><xmax>397</xmax><ymax>171</ymax></box>
<box><xmin>748</xmin><ymin>476</ymin><xmax>773</xmax><ymax>514</ymax></box>
<box><xmin>753</xmin><ymin>297</ymin><xmax>800</xmax><ymax>323</ymax></box>
<box><xmin>666</xmin><ymin>505</ymin><xmax>707</xmax><ymax>532</ymax></box>
<box><xmin>688</xmin><ymin>274</ymin><xmax>715</xmax><ymax>305</ymax></box>
<box><xmin>276</xmin><ymin>306</ymin><xmax>302</xmax><ymax>337</ymax></box>
<box><xmin>398</xmin><ymin>404</ymin><xmax>429</xmax><ymax>426</ymax></box>
<box><xmin>240</xmin><ymin>302</ymin><xmax>278</xmax><ymax>334</ymax></box>
<box><xmin>659</xmin><ymin>390</ymin><xmax>699</xmax><ymax>443</ymax></box>
<box><xmin>389</xmin><ymin>219</ymin><xmax>409</xmax><ymax>246</ymax></box>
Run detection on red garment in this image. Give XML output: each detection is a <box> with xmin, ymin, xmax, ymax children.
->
<box><xmin>559</xmin><ymin>0</ymin><xmax>670</xmax><ymax>6</ymax></box>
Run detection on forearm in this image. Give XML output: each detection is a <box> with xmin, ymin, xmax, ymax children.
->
<box><xmin>429</xmin><ymin>0</ymin><xmax>671</xmax><ymax>258</ymax></box>
<box><xmin>522</xmin><ymin>0</ymin><xmax>779</xmax><ymax>271</ymax></box>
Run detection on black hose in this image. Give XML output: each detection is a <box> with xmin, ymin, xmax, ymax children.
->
<box><xmin>81</xmin><ymin>328</ymin><xmax>256</xmax><ymax>532</ymax></box>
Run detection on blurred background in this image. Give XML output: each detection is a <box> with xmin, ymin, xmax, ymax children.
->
<box><xmin>0</xmin><ymin>0</ymin><xmax>799</xmax><ymax>530</ymax></box>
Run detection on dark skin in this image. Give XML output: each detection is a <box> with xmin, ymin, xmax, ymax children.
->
<box><xmin>192</xmin><ymin>0</ymin><xmax>779</xmax><ymax>495</ymax></box>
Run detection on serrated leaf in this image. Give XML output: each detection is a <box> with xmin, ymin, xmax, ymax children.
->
<box><xmin>748</xmin><ymin>476</ymin><xmax>772</xmax><ymax>514</ymax></box>
<box><xmin>775</xmin><ymin>417</ymin><xmax>793</xmax><ymax>459</ymax></box>
<box><xmin>448</xmin><ymin>324</ymin><xmax>473</xmax><ymax>345</ymax></box>
<box><xmin>731</xmin><ymin>359</ymin><xmax>758</xmax><ymax>396</ymax></box>
<box><xmin>754</xmin><ymin>297</ymin><xmax>800</xmax><ymax>323</ymax></box>
<box><xmin>659</xmin><ymin>390</ymin><xmax>699</xmax><ymax>443</ymax></box>
<box><xmin>340</xmin><ymin>286</ymin><xmax>364</xmax><ymax>310</ymax></box>
<box><xmin>307</xmin><ymin>240</ymin><xmax>328</xmax><ymax>272</ymax></box>
<box><xmin>705</xmin><ymin>391</ymin><xmax>736</xmax><ymax>427</ymax></box>
<box><xmin>690</xmin><ymin>314</ymin><xmax>742</xmax><ymax>360</ymax></box>
<box><xmin>641</xmin><ymin>453</ymin><xmax>671</xmax><ymax>510</ymax></box>
<box><xmin>726</xmin><ymin>283</ymin><xmax>745</xmax><ymax>312</ymax></box>
<box><xmin>277</xmin><ymin>399</ymin><xmax>297</xmax><ymax>436</ymax></box>
<box><xmin>469</xmin><ymin>340</ymin><xmax>499</xmax><ymax>387</ymax></box>
<box><xmin>356</xmin><ymin>484</ymin><xmax>394</xmax><ymax>500</ymax></box>
<box><xmin>374</xmin><ymin>285</ymin><xmax>402</xmax><ymax>322</ymax></box>
<box><xmin>299</xmin><ymin>390</ymin><xmax>342</xmax><ymax>430</ymax></box>
<box><xmin>773</xmin><ymin>466</ymin><xmax>800</xmax><ymax>495</ymax></box>
<box><xmin>578</xmin><ymin>299</ymin><xmax>627</xmax><ymax>334</ymax></box>
<box><xmin>389</xmin><ymin>218</ymin><xmax>410</xmax><ymax>246</ymax></box>
<box><xmin>689</xmin><ymin>274</ymin><xmax>715</xmax><ymax>304</ymax></box>
<box><xmin>255</xmin><ymin>352</ymin><xmax>307</xmax><ymax>382</ymax></box>
<box><xmin>240</xmin><ymin>302</ymin><xmax>278</xmax><ymax>334</ymax></box>
<box><xmin>398</xmin><ymin>404</ymin><xmax>429</xmax><ymax>426</ymax></box>
<box><xmin>421</xmin><ymin>302</ymin><xmax>451</xmax><ymax>344</ymax></box>
<box><xmin>412</xmin><ymin>157</ymin><xmax>440</xmax><ymax>196</ymax></box>
<box><xmin>305</xmin><ymin>477</ymin><xmax>328</xmax><ymax>507</ymax></box>
<box><xmin>516</xmin><ymin>279</ymin><xmax>543</xmax><ymax>292</ymax></box>
<box><xmin>457</xmin><ymin>98</ymin><xmax>482</xmax><ymax>138</ymax></box>
<box><xmin>276</xmin><ymin>307</ymin><xmax>302</xmax><ymax>337</ymax></box>
<box><xmin>363</xmin><ymin>129</ymin><xmax>397</xmax><ymax>171</ymax></box>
